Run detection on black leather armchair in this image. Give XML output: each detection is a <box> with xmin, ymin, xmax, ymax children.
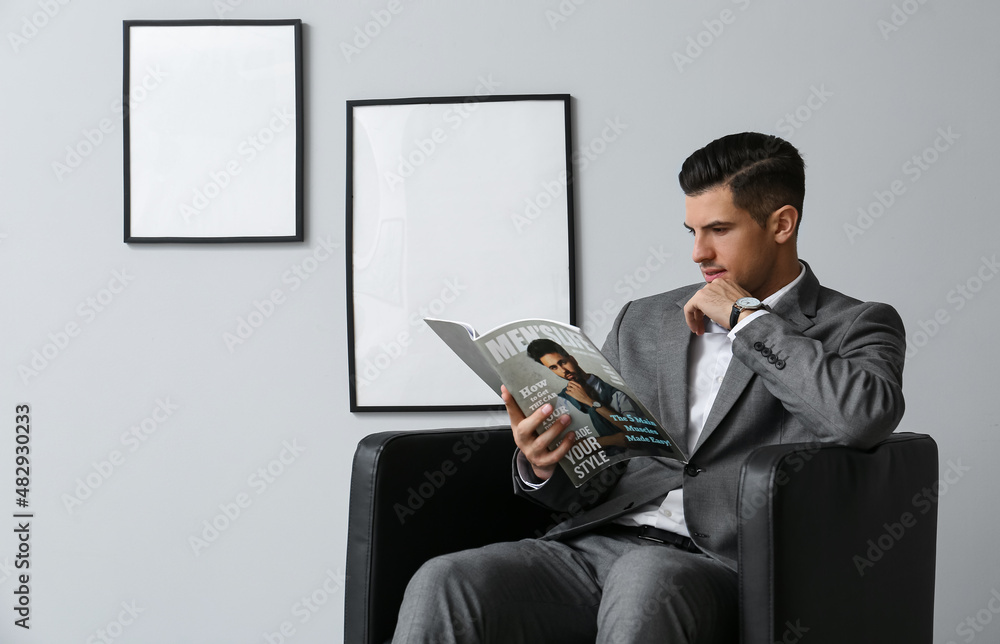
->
<box><xmin>345</xmin><ymin>428</ymin><xmax>937</xmax><ymax>643</ymax></box>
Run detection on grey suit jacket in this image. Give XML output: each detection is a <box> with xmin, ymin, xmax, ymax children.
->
<box><xmin>514</xmin><ymin>262</ymin><xmax>906</xmax><ymax>570</ymax></box>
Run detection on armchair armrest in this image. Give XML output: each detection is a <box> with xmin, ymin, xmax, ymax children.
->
<box><xmin>344</xmin><ymin>428</ymin><xmax>554</xmax><ymax>644</ymax></box>
<box><xmin>738</xmin><ymin>432</ymin><xmax>939</xmax><ymax>644</ymax></box>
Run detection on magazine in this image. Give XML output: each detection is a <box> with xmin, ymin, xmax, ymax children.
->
<box><xmin>425</xmin><ymin>317</ymin><xmax>687</xmax><ymax>487</ymax></box>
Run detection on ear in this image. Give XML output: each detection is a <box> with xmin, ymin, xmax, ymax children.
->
<box><xmin>770</xmin><ymin>205</ymin><xmax>799</xmax><ymax>244</ymax></box>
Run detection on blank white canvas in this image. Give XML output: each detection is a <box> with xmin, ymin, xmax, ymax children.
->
<box><xmin>351</xmin><ymin>98</ymin><xmax>573</xmax><ymax>408</ymax></box>
<box><xmin>127</xmin><ymin>24</ymin><xmax>298</xmax><ymax>238</ymax></box>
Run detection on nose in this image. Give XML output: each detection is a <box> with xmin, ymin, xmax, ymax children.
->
<box><xmin>691</xmin><ymin>232</ymin><xmax>712</xmax><ymax>264</ymax></box>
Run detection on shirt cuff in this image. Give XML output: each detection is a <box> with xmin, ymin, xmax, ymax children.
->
<box><xmin>728</xmin><ymin>309</ymin><xmax>769</xmax><ymax>340</ymax></box>
<box><xmin>515</xmin><ymin>450</ymin><xmax>547</xmax><ymax>489</ymax></box>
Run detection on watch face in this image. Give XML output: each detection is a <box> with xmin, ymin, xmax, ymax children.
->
<box><xmin>736</xmin><ymin>297</ymin><xmax>762</xmax><ymax>308</ymax></box>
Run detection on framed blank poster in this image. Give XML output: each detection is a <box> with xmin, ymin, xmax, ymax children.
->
<box><xmin>347</xmin><ymin>94</ymin><xmax>576</xmax><ymax>411</ymax></box>
<box><xmin>124</xmin><ymin>20</ymin><xmax>303</xmax><ymax>242</ymax></box>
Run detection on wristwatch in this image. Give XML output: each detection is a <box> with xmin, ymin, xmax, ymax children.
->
<box><xmin>730</xmin><ymin>296</ymin><xmax>765</xmax><ymax>328</ymax></box>
<box><xmin>590</xmin><ymin>401</ymin><xmax>603</xmax><ymax>409</ymax></box>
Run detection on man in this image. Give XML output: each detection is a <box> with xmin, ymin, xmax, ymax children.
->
<box><xmin>525</xmin><ymin>338</ymin><xmax>651</xmax><ymax>451</ymax></box>
<box><xmin>393</xmin><ymin>132</ymin><xmax>906</xmax><ymax>643</ymax></box>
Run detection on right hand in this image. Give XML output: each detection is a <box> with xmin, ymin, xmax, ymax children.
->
<box><xmin>562</xmin><ymin>381</ymin><xmax>596</xmax><ymax>407</ymax></box>
<box><xmin>501</xmin><ymin>385</ymin><xmax>574</xmax><ymax>481</ymax></box>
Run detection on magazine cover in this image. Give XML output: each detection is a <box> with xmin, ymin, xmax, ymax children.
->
<box><xmin>427</xmin><ymin>318</ymin><xmax>687</xmax><ymax>486</ymax></box>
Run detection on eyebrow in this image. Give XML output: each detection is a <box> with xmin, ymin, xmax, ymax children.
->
<box><xmin>683</xmin><ymin>220</ymin><xmax>731</xmax><ymax>232</ymax></box>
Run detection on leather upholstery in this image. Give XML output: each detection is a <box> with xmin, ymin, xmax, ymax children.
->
<box><xmin>345</xmin><ymin>428</ymin><xmax>553</xmax><ymax>644</ymax></box>
<box><xmin>345</xmin><ymin>428</ymin><xmax>937</xmax><ymax>644</ymax></box>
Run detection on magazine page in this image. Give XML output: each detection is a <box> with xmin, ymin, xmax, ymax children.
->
<box><xmin>424</xmin><ymin>318</ymin><xmax>504</xmax><ymax>394</ymax></box>
<box><xmin>472</xmin><ymin>319</ymin><xmax>686</xmax><ymax>487</ymax></box>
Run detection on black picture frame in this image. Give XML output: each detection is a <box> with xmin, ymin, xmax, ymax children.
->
<box><xmin>123</xmin><ymin>19</ymin><xmax>304</xmax><ymax>243</ymax></box>
<box><xmin>347</xmin><ymin>94</ymin><xmax>576</xmax><ymax>412</ymax></box>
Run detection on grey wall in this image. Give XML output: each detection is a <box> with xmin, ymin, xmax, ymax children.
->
<box><xmin>2</xmin><ymin>1</ymin><xmax>997</xmax><ymax>642</ymax></box>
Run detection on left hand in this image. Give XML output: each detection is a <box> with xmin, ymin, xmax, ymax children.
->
<box><xmin>683</xmin><ymin>278</ymin><xmax>753</xmax><ymax>335</ymax></box>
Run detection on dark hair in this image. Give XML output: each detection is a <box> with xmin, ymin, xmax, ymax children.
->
<box><xmin>526</xmin><ymin>339</ymin><xmax>568</xmax><ymax>364</ymax></box>
<box><xmin>678</xmin><ymin>132</ymin><xmax>805</xmax><ymax>232</ymax></box>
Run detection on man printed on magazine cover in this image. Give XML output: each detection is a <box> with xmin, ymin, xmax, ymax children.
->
<box><xmin>526</xmin><ymin>338</ymin><xmax>659</xmax><ymax>456</ymax></box>
<box><xmin>392</xmin><ymin>132</ymin><xmax>906</xmax><ymax>644</ymax></box>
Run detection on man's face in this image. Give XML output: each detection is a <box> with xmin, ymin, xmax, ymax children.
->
<box><xmin>539</xmin><ymin>352</ymin><xmax>584</xmax><ymax>382</ymax></box>
<box><xmin>683</xmin><ymin>186</ymin><xmax>780</xmax><ymax>299</ymax></box>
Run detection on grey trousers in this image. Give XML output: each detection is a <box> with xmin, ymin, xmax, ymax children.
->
<box><xmin>391</xmin><ymin>528</ymin><xmax>738</xmax><ymax>644</ymax></box>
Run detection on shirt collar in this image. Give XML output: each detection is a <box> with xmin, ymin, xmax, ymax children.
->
<box><xmin>762</xmin><ymin>261</ymin><xmax>806</xmax><ymax>307</ymax></box>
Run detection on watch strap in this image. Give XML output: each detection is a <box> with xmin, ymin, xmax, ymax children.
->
<box><xmin>729</xmin><ymin>304</ymin><xmax>742</xmax><ymax>330</ymax></box>
<box><xmin>730</xmin><ymin>299</ymin><xmax>765</xmax><ymax>329</ymax></box>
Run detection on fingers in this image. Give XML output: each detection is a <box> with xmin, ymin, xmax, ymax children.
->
<box><xmin>510</xmin><ymin>400</ymin><xmax>556</xmax><ymax>448</ymax></box>
<box><xmin>503</xmin><ymin>385</ymin><xmax>558</xmax><ymax>445</ymax></box>
<box><xmin>689</xmin><ymin>279</ymin><xmax>754</xmax><ymax>330</ymax></box>
<box><xmin>503</xmin><ymin>386</ymin><xmax>544</xmax><ymax>445</ymax></box>
<box><xmin>683</xmin><ymin>299</ymin><xmax>705</xmax><ymax>336</ymax></box>
<box><xmin>565</xmin><ymin>382</ymin><xmax>596</xmax><ymax>407</ymax></box>
<box><xmin>523</xmin><ymin>412</ymin><xmax>574</xmax><ymax>479</ymax></box>
<box><xmin>500</xmin><ymin>385</ymin><xmax>525</xmax><ymax>425</ymax></box>
<box><xmin>685</xmin><ymin>278</ymin><xmax>748</xmax><ymax>334</ymax></box>
<box><xmin>563</xmin><ymin>381</ymin><xmax>586</xmax><ymax>402</ymax></box>
<box><xmin>503</xmin><ymin>388</ymin><xmax>575</xmax><ymax>480</ymax></box>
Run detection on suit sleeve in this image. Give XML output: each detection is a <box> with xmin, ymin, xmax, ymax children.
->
<box><xmin>731</xmin><ymin>301</ymin><xmax>906</xmax><ymax>449</ymax></box>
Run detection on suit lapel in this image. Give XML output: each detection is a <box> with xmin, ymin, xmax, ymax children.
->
<box><xmin>693</xmin><ymin>356</ymin><xmax>754</xmax><ymax>453</ymax></box>
<box><xmin>654</xmin><ymin>290</ymin><xmax>697</xmax><ymax>460</ymax></box>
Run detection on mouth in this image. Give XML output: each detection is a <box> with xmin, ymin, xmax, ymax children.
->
<box><xmin>702</xmin><ymin>268</ymin><xmax>727</xmax><ymax>282</ymax></box>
